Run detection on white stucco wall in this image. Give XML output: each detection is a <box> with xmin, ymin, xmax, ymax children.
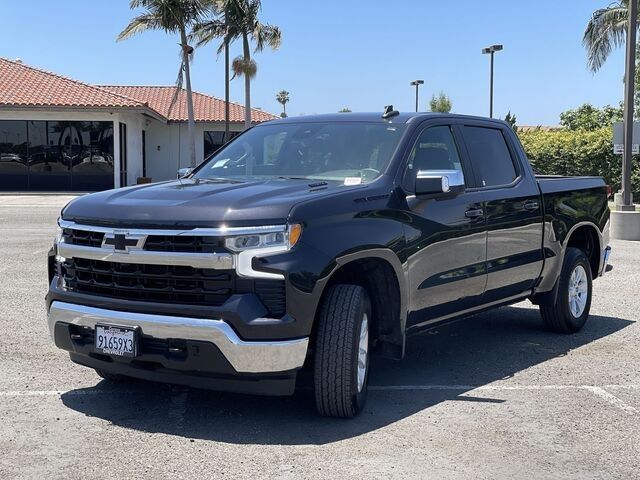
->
<box><xmin>114</xmin><ymin>111</ymin><xmax>146</xmax><ymax>187</ymax></box>
<box><xmin>145</xmin><ymin>121</ymin><xmax>244</xmax><ymax>182</ymax></box>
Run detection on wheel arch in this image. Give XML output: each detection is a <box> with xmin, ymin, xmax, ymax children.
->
<box><xmin>532</xmin><ymin>221</ymin><xmax>603</xmax><ymax>306</ymax></box>
<box><xmin>564</xmin><ymin>223</ymin><xmax>602</xmax><ymax>279</ymax></box>
<box><xmin>314</xmin><ymin>249</ymin><xmax>407</xmax><ymax>359</ymax></box>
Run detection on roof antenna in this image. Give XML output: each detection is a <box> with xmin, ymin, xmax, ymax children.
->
<box><xmin>382</xmin><ymin>105</ymin><xmax>399</xmax><ymax>119</ymax></box>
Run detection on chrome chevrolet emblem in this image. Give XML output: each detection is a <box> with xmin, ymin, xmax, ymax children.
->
<box><xmin>102</xmin><ymin>231</ymin><xmax>144</xmax><ymax>253</ymax></box>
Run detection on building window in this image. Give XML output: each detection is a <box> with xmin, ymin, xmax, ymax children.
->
<box><xmin>0</xmin><ymin>120</ymin><xmax>114</xmax><ymax>191</ymax></box>
<box><xmin>0</xmin><ymin>120</ymin><xmax>28</xmax><ymax>190</ymax></box>
<box><xmin>204</xmin><ymin>131</ymin><xmax>239</xmax><ymax>159</ymax></box>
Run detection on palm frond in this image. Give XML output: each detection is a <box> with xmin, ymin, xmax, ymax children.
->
<box><xmin>117</xmin><ymin>13</ymin><xmax>162</xmax><ymax>41</ymax></box>
<box><xmin>583</xmin><ymin>3</ymin><xmax>632</xmax><ymax>72</ymax></box>
<box><xmin>231</xmin><ymin>55</ymin><xmax>257</xmax><ymax>79</ymax></box>
<box><xmin>253</xmin><ymin>23</ymin><xmax>281</xmax><ymax>52</ymax></box>
<box><xmin>191</xmin><ymin>19</ymin><xmax>228</xmax><ymax>51</ymax></box>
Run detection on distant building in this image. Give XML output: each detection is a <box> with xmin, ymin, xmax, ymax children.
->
<box><xmin>0</xmin><ymin>58</ymin><xmax>277</xmax><ymax>192</ymax></box>
<box><xmin>517</xmin><ymin>126</ymin><xmax>563</xmax><ymax>133</ymax></box>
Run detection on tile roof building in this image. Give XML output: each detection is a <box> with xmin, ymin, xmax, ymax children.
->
<box><xmin>0</xmin><ymin>58</ymin><xmax>277</xmax><ymax>191</ymax></box>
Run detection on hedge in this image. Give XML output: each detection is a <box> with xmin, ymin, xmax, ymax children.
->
<box><xmin>517</xmin><ymin>127</ymin><xmax>640</xmax><ymax>195</ymax></box>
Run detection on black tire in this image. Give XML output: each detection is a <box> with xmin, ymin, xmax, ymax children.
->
<box><xmin>95</xmin><ymin>369</ymin><xmax>124</xmax><ymax>382</ymax></box>
<box><xmin>540</xmin><ymin>247</ymin><xmax>593</xmax><ymax>333</ymax></box>
<box><xmin>314</xmin><ymin>284</ymin><xmax>372</xmax><ymax>418</ymax></box>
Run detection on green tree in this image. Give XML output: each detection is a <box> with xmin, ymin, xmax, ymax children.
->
<box><xmin>559</xmin><ymin>103</ymin><xmax>623</xmax><ymax>131</ymax></box>
<box><xmin>504</xmin><ymin>111</ymin><xmax>518</xmax><ymax>132</ymax></box>
<box><xmin>276</xmin><ymin>90</ymin><xmax>289</xmax><ymax>117</ymax></box>
<box><xmin>519</xmin><ymin>127</ymin><xmax>640</xmax><ymax>194</ymax></box>
<box><xmin>220</xmin><ymin>0</ymin><xmax>281</xmax><ymax>129</ymax></box>
<box><xmin>338</xmin><ymin>107</ymin><xmax>352</xmax><ymax>113</ymax></box>
<box><xmin>191</xmin><ymin>0</ymin><xmax>232</xmax><ymax>142</ymax></box>
<box><xmin>429</xmin><ymin>92</ymin><xmax>452</xmax><ymax>113</ymax></box>
<box><xmin>118</xmin><ymin>0</ymin><xmax>207</xmax><ymax>168</ymax></box>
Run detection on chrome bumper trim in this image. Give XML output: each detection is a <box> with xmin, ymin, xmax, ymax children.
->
<box><xmin>58</xmin><ymin>219</ymin><xmax>287</xmax><ymax>237</ymax></box>
<box><xmin>48</xmin><ymin>301</ymin><xmax>308</xmax><ymax>373</ymax></box>
<box><xmin>57</xmin><ymin>242</ymin><xmax>234</xmax><ymax>270</ymax></box>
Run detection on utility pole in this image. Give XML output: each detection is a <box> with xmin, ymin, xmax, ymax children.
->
<box><xmin>620</xmin><ymin>0</ymin><xmax>637</xmax><ymax>211</ymax></box>
<box><xmin>410</xmin><ymin>80</ymin><xmax>424</xmax><ymax>112</ymax></box>
<box><xmin>482</xmin><ymin>44</ymin><xmax>503</xmax><ymax>118</ymax></box>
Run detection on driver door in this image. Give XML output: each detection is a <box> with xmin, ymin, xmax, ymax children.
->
<box><xmin>401</xmin><ymin>123</ymin><xmax>488</xmax><ymax>328</ymax></box>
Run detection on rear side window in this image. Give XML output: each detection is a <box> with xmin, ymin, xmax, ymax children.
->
<box><xmin>462</xmin><ymin>126</ymin><xmax>517</xmax><ymax>187</ymax></box>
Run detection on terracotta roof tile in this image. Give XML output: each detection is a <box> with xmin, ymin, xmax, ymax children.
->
<box><xmin>0</xmin><ymin>58</ymin><xmax>277</xmax><ymax>123</ymax></box>
<box><xmin>0</xmin><ymin>57</ymin><xmax>144</xmax><ymax>109</ymax></box>
<box><xmin>100</xmin><ymin>85</ymin><xmax>277</xmax><ymax>123</ymax></box>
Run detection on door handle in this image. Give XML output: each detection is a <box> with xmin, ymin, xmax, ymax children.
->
<box><xmin>465</xmin><ymin>208</ymin><xmax>484</xmax><ymax>218</ymax></box>
<box><xmin>523</xmin><ymin>201</ymin><xmax>539</xmax><ymax>212</ymax></box>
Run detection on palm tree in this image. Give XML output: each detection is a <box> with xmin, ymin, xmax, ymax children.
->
<box><xmin>276</xmin><ymin>90</ymin><xmax>289</xmax><ymax>117</ymax></box>
<box><xmin>224</xmin><ymin>0</ymin><xmax>281</xmax><ymax>129</ymax></box>
<box><xmin>583</xmin><ymin>0</ymin><xmax>636</xmax><ymax>73</ymax></box>
<box><xmin>191</xmin><ymin>1</ymin><xmax>232</xmax><ymax>142</ymax></box>
<box><xmin>118</xmin><ymin>0</ymin><xmax>207</xmax><ymax>168</ymax></box>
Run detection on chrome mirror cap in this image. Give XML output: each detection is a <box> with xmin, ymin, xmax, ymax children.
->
<box><xmin>415</xmin><ymin>169</ymin><xmax>465</xmax><ymax>195</ymax></box>
<box><xmin>177</xmin><ymin>167</ymin><xmax>194</xmax><ymax>179</ymax></box>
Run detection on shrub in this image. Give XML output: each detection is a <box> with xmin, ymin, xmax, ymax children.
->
<box><xmin>518</xmin><ymin>127</ymin><xmax>640</xmax><ymax>195</ymax></box>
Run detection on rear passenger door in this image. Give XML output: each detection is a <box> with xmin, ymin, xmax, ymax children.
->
<box><xmin>459</xmin><ymin>123</ymin><xmax>544</xmax><ymax>301</ymax></box>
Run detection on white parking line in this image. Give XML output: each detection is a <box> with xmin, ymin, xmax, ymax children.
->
<box><xmin>582</xmin><ymin>386</ymin><xmax>639</xmax><ymax>415</ymax></box>
<box><xmin>1</xmin><ymin>384</ymin><xmax>637</xmax><ymax>415</ymax></box>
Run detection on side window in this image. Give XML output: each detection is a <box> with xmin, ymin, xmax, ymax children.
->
<box><xmin>461</xmin><ymin>126</ymin><xmax>517</xmax><ymax>187</ymax></box>
<box><xmin>403</xmin><ymin>126</ymin><xmax>464</xmax><ymax>191</ymax></box>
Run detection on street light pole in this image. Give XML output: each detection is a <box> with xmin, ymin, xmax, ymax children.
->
<box><xmin>482</xmin><ymin>44</ymin><xmax>503</xmax><ymax>118</ymax></box>
<box><xmin>410</xmin><ymin>80</ymin><xmax>424</xmax><ymax>112</ymax></box>
<box><xmin>620</xmin><ymin>0</ymin><xmax>637</xmax><ymax>211</ymax></box>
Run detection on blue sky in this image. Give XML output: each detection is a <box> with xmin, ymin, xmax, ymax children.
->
<box><xmin>0</xmin><ymin>0</ymin><xmax>628</xmax><ymax>125</ymax></box>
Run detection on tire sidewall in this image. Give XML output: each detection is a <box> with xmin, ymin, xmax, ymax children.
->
<box><xmin>558</xmin><ymin>249</ymin><xmax>593</xmax><ymax>331</ymax></box>
<box><xmin>350</xmin><ymin>292</ymin><xmax>372</xmax><ymax>414</ymax></box>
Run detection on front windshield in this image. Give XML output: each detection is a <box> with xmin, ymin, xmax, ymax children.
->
<box><xmin>193</xmin><ymin>122</ymin><xmax>406</xmax><ymax>184</ymax></box>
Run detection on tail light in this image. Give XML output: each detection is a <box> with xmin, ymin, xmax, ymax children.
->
<box><xmin>606</xmin><ymin>185</ymin><xmax>612</xmax><ymax>198</ymax></box>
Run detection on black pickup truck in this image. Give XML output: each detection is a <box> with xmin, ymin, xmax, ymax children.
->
<box><xmin>47</xmin><ymin>110</ymin><xmax>612</xmax><ymax>417</ymax></box>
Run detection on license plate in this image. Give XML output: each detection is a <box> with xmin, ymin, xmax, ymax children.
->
<box><xmin>95</xmin><ymin>324</ymin><xmax>138</xmax><ymax>357</ymax></box>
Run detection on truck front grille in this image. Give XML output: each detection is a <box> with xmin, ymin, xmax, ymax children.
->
<box><xmin>62</xmin><ymin>228</ymin><xmax>104</xmax><ymax>248</ymax></box>
<box><xmin>144</xmin><ymin>235</ymin><xmax>225</xmax><ymax>253</ymax></box>
<box><xmin>62</xmin><ymin>229</ymin><xmax>228</xmax><ymax>254</ymax></box>
<box><xmin>60</xmin><ymin>257</ymin><xmax>286</xmax><ymax>316</ymax></box>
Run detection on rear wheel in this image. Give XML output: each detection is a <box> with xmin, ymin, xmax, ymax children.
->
<box><xmin>540</xmin><ymin>247</ymin><xmax>593</xmax><ymax>333</ymax></box>
<box><xmin>314</xmin><ymin>284</ymin><xmax>371</xmax><ymax>418</ymax></box>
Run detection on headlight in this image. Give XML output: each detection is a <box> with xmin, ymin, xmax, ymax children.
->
<box><xmin>225</xmin><ymin>224</ymin><xmax>302</xmax><ymax>253</ymax></box>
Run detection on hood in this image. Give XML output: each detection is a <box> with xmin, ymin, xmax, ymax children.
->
<box><xmin>61</xmin><ymin>178</ymin><xmax>353</xmax><ymax>227</ymax></box>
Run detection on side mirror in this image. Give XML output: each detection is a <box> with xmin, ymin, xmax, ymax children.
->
<box><xmin>415</xmin><ymin>169</ymin><xmax>465</xmax><ymax>196</ymax></box>
<box><xmin>176</xmin><ymin>167</ymin><xmax>193</xmax><ymax>179</ymax></box>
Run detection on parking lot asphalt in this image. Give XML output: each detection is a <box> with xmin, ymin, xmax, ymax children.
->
<box><xmin>0</xmin><ymin>196</ymin><xmax>638</xmax><ymax>479</ymax></box>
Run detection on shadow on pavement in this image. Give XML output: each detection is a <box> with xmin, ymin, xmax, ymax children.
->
<box><xmin>61</xmin><ymin>306</ymin><xmax>633</xmax><ymax>445</ymax></box>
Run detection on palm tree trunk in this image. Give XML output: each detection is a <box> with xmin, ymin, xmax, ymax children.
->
<box><xmin>224</xmin><ymin>28</ymin><xmax>230</xmax><ymax>143</ymax></box>
<box><xmin>180</xmin><ymin>28</ymin><xmax>196</xmax><ymax>168</ymax></box>
<box><xmin>283</xmin><ymin>102</ymin><xmax>286</xmax><ymax>116</ymax></box>
<box><xmin>243</xmin><ymin>34</ymin><xmax>251</xmax><ymax>129</ymax></box>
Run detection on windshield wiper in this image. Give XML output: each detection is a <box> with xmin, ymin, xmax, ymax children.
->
<box><xmin>275</xmin><ymin>176</ymin><xmax>311</xmax><ymax>180</ymax></box>
<box><xmin>197</xmin><ymin>177</ymin><xmax>244</xmax><ymax>184</ymax></box>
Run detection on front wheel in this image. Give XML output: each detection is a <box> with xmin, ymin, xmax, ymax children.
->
<box><xmin>540</xmin><ymin>247</ymin><xmax>593</xmax><ymax>333</ymax></box>
<box><xmin>314</xmin><ymin>284</ymin><xmax>372</xmax><ymax>418</ymax></box>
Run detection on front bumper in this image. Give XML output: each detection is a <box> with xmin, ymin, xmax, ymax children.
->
<box><xmin>48</xmin><ymin>301</ymin><xmax>309</xmax><ymax>395</ymax></box>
